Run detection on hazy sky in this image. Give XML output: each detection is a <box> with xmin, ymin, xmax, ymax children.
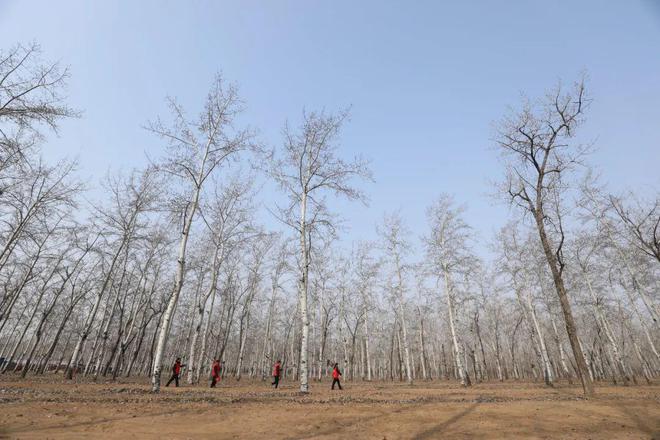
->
<box><xmin>1</xmin><ymin>0</ymin><xmax>659</xmax><ymax>255</ymax></box>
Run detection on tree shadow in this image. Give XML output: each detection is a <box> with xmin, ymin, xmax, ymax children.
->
<box><xmin>608</xmin><ymin>400</ymin><xmax>660</xmax><ymax>438</ymax></box>
<box><xmin>5</xmin><ymin>408</ymin><xmax>191</xmax><ymax>435</ymax></box>
<box><xmin>551</xmin><ymin>385</ymin><xmax>659</xmax><ymax>438</ymax></box>
<box><xmin>412</xmin><ymin>401</ymin><xmax>480</xmax><ymax>440</ymax></box>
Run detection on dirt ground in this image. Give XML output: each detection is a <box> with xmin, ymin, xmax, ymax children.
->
<box><xmin>0</xmin><ymin>375</ymin><xmax>658</xmax><ymax>439</ymax></box>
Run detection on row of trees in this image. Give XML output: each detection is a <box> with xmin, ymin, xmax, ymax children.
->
<box><xmin>0</xmin><ymin>43</ymin><xmax>657</xmax><ymax>395</ymax></box>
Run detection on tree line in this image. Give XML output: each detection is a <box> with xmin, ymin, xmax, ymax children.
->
<box><xmin>0</xmin><ymin>43</ymin><xmax>658</xmax><ymax>395</ymax></box>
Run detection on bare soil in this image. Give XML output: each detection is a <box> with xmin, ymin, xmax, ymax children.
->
<box><xmin>0</xmin><ymin>375</ymin><xmax>658</xmax><ymax>439</ymax></box>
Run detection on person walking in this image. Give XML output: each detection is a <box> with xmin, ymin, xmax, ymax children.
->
<box><xmin>331</xmin><ymin>363</ymin><xmax>342</xmax><ymax>390</ymax></box>
<box><xmin>272</xmin><ymin>360</ymin><xmax>282</xmax><ymax>388</ymax></box>
<box><xmin>166</xmin><ymin>357</ymin><xmax>185</xmax><ymax>387</ymax></box>
<box><xmin>210</xmin><ymin>359</ymin><xmax>221</xmax><ymax>388</ymax></box>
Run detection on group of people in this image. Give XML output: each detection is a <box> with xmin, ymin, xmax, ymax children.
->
<box><xmin>270</xmin><ymin>360</ymin><xmax>343</xmax><ymax>390</ymax></box>
<box><xmin>165</xmin><ymin>358</ymin><xmax>343</xmax><ymax>390</ymax></box>
<box><xmin>270</xmin><ymin>360</ymin><xmax>344</xmax><ymax>390</ymax></box>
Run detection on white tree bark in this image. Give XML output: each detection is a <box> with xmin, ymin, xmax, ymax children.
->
<box><xmin>582</xmin><ymin>271</ymin><xmax>630</xmax><ymax>384</ymax></box>
<box><xmin>298</xmin><ymin>192</ymin><xmax>310</xmax><ymax>393</ymax></box>
<box><xmin>151</xmin><ymin>171</ymin><xmax>204</xmax><ymax>392</ymax></box>
<box><xmin>443</xmin><ymin>272</ymin><xmax>470</xmax><ymax>387</ymax></box>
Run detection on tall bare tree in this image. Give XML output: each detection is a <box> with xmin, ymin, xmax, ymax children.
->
<box><xmin>148</xmin><ymin>75</ymin><xmax>253</xmax><ymax>392</ymax></box>
<box><xmin>268</xmin><ymin>109</ymin><xmax>370</xmax><ymax>393</ymax></box>
<box><xmin>424</xmin><ymin>195</ymin><xmax>473</xmax><ymax>387</ymax></box>
<box><xmin>379</xmin><ymin>212</ymin><xmax>414</xmax><ymax>385</ymax></box>
<box><xmin>495</xmin><ymin>78</ymin><xmax>594</xmax><ymax>396</ymax></box>
<box><xmin>65</xmin><ymin>169</ymin><xmax>156</xmax><ymax>379</ymax></box>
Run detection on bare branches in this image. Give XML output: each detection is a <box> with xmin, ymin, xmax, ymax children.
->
<box><xmin>609</xmin><ymin>194</ymin><xmax>660</xmax><ymax>264</ymax></box>
<box><xmin>424</xmin><ymin>194</ymin><xmax>476</xmax><ymax>276</ymax></box>
<box><xmin>494</xmin><ymin>77</ymin><xmax>596</xmax><ymax>396</ymax></box>
<box><xmin>268</xmin><ymin>108</ymin><xmax>372</xmax><ymax>265</ymax></box>
<box><xmin>496</xmin><ymin>77</ymin><xmax>591</xmax><ymax>213</ymax></box>
<box><xmin>147</xmin><ymin>74</ymin><xmax>255</xmax><ymax>194</ymax></box>
<box><xmin>0</xmin><ymin>43</ymin><xmax>78</xmax><ymax>162</ymax></box>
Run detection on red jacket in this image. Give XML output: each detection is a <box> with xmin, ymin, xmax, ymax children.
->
<box><xmin>332</xmin><ymin>366</ymin><xmax>341</xmax><ymax>379</ymax></box>
<box><xmin>272</xmin><ymin>362</ymin><xmax>281</xmax><ymax>377</ymax></box>
<box><xmin>212</xmin><ymin>362</ymin><xmax>221</xmax><ymax>378</ymax></box>
<box><xmin>173</xmin><ymin>361</ymin><xmax>182</xmax><ymax>375</ymax></box>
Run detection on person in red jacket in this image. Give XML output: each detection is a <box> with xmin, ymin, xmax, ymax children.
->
<box><xmin>210</xmin><ymin>359</ymin><xmax>221</xmax><ymax>388</ymax></box>
<box><xmin>166</xmin><ymin>357</ymin><xmax>185</xmax><ymax>387</ymax></box>
<box><xmin>272</xmin><ymin>360</ymin><xmax>282</xmax><ymax>388</ymax></box>
<box><xmin>331</xmin><ymin>363</ymin><xmax>342</xmax><ymax>390</ymax></box>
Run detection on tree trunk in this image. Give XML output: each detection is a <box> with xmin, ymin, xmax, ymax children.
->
<box><xmin>583</xmin><ymin>271</ymin><xmax>630</xmax><ymax>385</ymax></box>
<box><xmin>151</xmin><ymin>163</ymin><xmax>206</xmax><ymax>392</ymax></box>
<box><xmin>395</xmin><ymin>257</ymin><xmax>413</xmax><ymax>385</ymax></box>
<box><xmin>443</xmin><ymin>272</ymin><xmax>470</xmax><ymax>386</ymax></box>
<box><xmin>297</xmin><ymin>192</ymin><xmax>310</xmax><ymax>393</ymax></box>
<box><xmin>533</xmin><ymin>209</ymin><xmax>593</xmax><ymax>396</ymax></box>
<box><xmin>66</xmin><ymin>236</ymin><xmax>131</xmax><ymax>379</ymax></box>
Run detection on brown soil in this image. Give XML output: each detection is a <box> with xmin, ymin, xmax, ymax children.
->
<box><xmin>0</xmin><ymin>375</ymin><xmax>658</xmax><ymax>439</ymax></box>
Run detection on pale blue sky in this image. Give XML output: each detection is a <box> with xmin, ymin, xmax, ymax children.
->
<box><xmin>1</xmin><ymin>0</ymin><xmax>659</xmax><ymax>254</ymax></box>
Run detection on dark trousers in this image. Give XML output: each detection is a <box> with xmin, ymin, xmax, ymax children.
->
<box><xmin>166</xmin><ymin>373</ymin><xmax>179</xmax><ymax>387</ymax></box>
<box><xmin>272</xmin><ymin>375</ymin><xmax>280</xmax><ymax>388</ymax></box>
<box><xmin>331</xmin><ymin>378</ymin><xmax>342</xmax><ymax>390</ymax></box>
<box><xmin>210</xmin><ymin>376</ymin><xmax>219</xmax><ymax>388</ymax></box>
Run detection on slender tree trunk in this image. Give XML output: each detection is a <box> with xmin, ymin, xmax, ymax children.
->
<box><xmin>549</xmin><ymin>315</ymin><xmax>572</xmax><ymax>381</ymax></box>
<box><xmin>195</xmin><ymin>279</ymin><xmax>217</xmax><ymax>384</ymax></box>
<box><xmin>582</xmin><ymin>271</ymin><xmax>630</xmax><ymax>385</ymax></box>
<box><xmin>151</xmin><ymin>167</ymin><xmax>206</xmax><ymax>392</ymax></box>
<box><xmin>443</xmin><ymin>272</ymin><xmax>470</xmax><ymax>386</ymax></box>
<box><xmin>363</xmin><ymin>306</ymin><xmax>372</xmax><ymax>381</ymax></box>
<box><xmin>93</xmin><ymin>284</ymin><xmax>123</xmax><ymax>379</ymax></box>
<box><xmin>67</xmin><ymin>236</ymin><xmax>132</xmax><ymax>379</ymax></box>
<box><xmin>261</xmin><ymin>276</ymin><xmax>278</xmax><ymax>379</ymax></box>
<box><xmin>525</xmin><ymin>291</ymin><xmax>553</xmax><ymax>386</ymax></box>
<box><xmin>186</xmin><ymin>268</ymin><xmax>211</xmax><ymax>384</ymax></box>
<box><xmin>0</xmin><ymin>236</ymin><xmax>48</xmax><ymax>335</ymax></box>
<box><xmin>297</xmin><ymin>192</ymin><xmax>310</xmax><ymax>393</ymax></box>
<box><xmin>533</xmin><ymin>209</ymin><xmax>593</xmax><ymax>396</ymax></box>
<box><xmin>2</xmin><ymin>277</ymin><xmax>54</xmax><ymax>374</ymax></box>
<box><xmin>418</xmin><ymin>312</ymin><xmax>428</xmax><ymax>380</ymax></box>
<box><xmin>235</xmin><ymin>307</ymin><xmax>251</xmax><ymax>380</ymax></box>
<box><xmin>474</xmin><ymin>312</ymin><xmax>488</xmax><ymax>382</ymax></box>
<box><xmin>395</xmin><ymin>257</ymin><xmax>413</xmax><ymax>385</ymax></box>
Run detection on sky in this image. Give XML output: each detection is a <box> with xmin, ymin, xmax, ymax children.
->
<box><xmin>1</xmin><ymin>0</ymin><xmax>659</xmax><ymax>257</ymax></box>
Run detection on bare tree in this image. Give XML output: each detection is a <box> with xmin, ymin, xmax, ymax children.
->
<box><xmin>0</xmin><ymin>42</ymin><xmax>77</xmax><ymax>188</ymax></box>
<box><xmin>65</xmin><ymin>169</ymin><xmax>156</xmax><ymax>379</ymax></box>
<box><xmin>234</xmin><ymin>233</ymin><xmax>274</xmax><ymax>380</ymax></box>
<box><xmin>378</xmin><ymin>212</ymin><xmax>414</xmax><ymax>385</ymax></box>
<box><xmin>148</xmin><ymin>75</ymin><xmax>253</xmax><ymax>392</ymax></box>
<box><xmin>495</xmin><ymin>78</ymin><xmax>594</xmax><ymax>396</ymax></box>
<box><xmin>580</xmin><ymin>179</ymin><xmax>660</xmax><ymax>328</ymax></box>
<box><xmin>353</xmin><ymin>241</ymin><xmax>379</xmax><ymax>381</ymax></box>
<box><xmin>574</xmin><ymin>232</ymin><xmax>631</xmax><ymax>385</ymax></box>
<box><xmin>268</xmin><ymin>109</ymin><xmax>370</xmax><ymax>393</ymax></box>
<box><xmin>424</xmin><ymin>195</ymin><xmax>473</xmax><ymax>387</ymax></box>
<box><xmin>186</xmin><ymin>176</ymin><xmax>255</xmax><ymax>384</ymax></box>
<box><xmin>498</xmin><ymin>225</ymin><xmax>554</xmax><ymax>386</ymax></box>
<box><xmin>0</xmin><ymin>159</ymin><xmax>80</xmax><ymax>332</ymax></box>
<box><xmin>260</xmin><ymin>238</ymin><xmax>290</xmax><ymax>379</ymax></box>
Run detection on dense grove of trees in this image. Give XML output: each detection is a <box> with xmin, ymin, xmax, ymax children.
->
<box><xmin>1</xmin><ymin>43</ymin><xmax>658</xmax><ymax>395</ymax></box>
